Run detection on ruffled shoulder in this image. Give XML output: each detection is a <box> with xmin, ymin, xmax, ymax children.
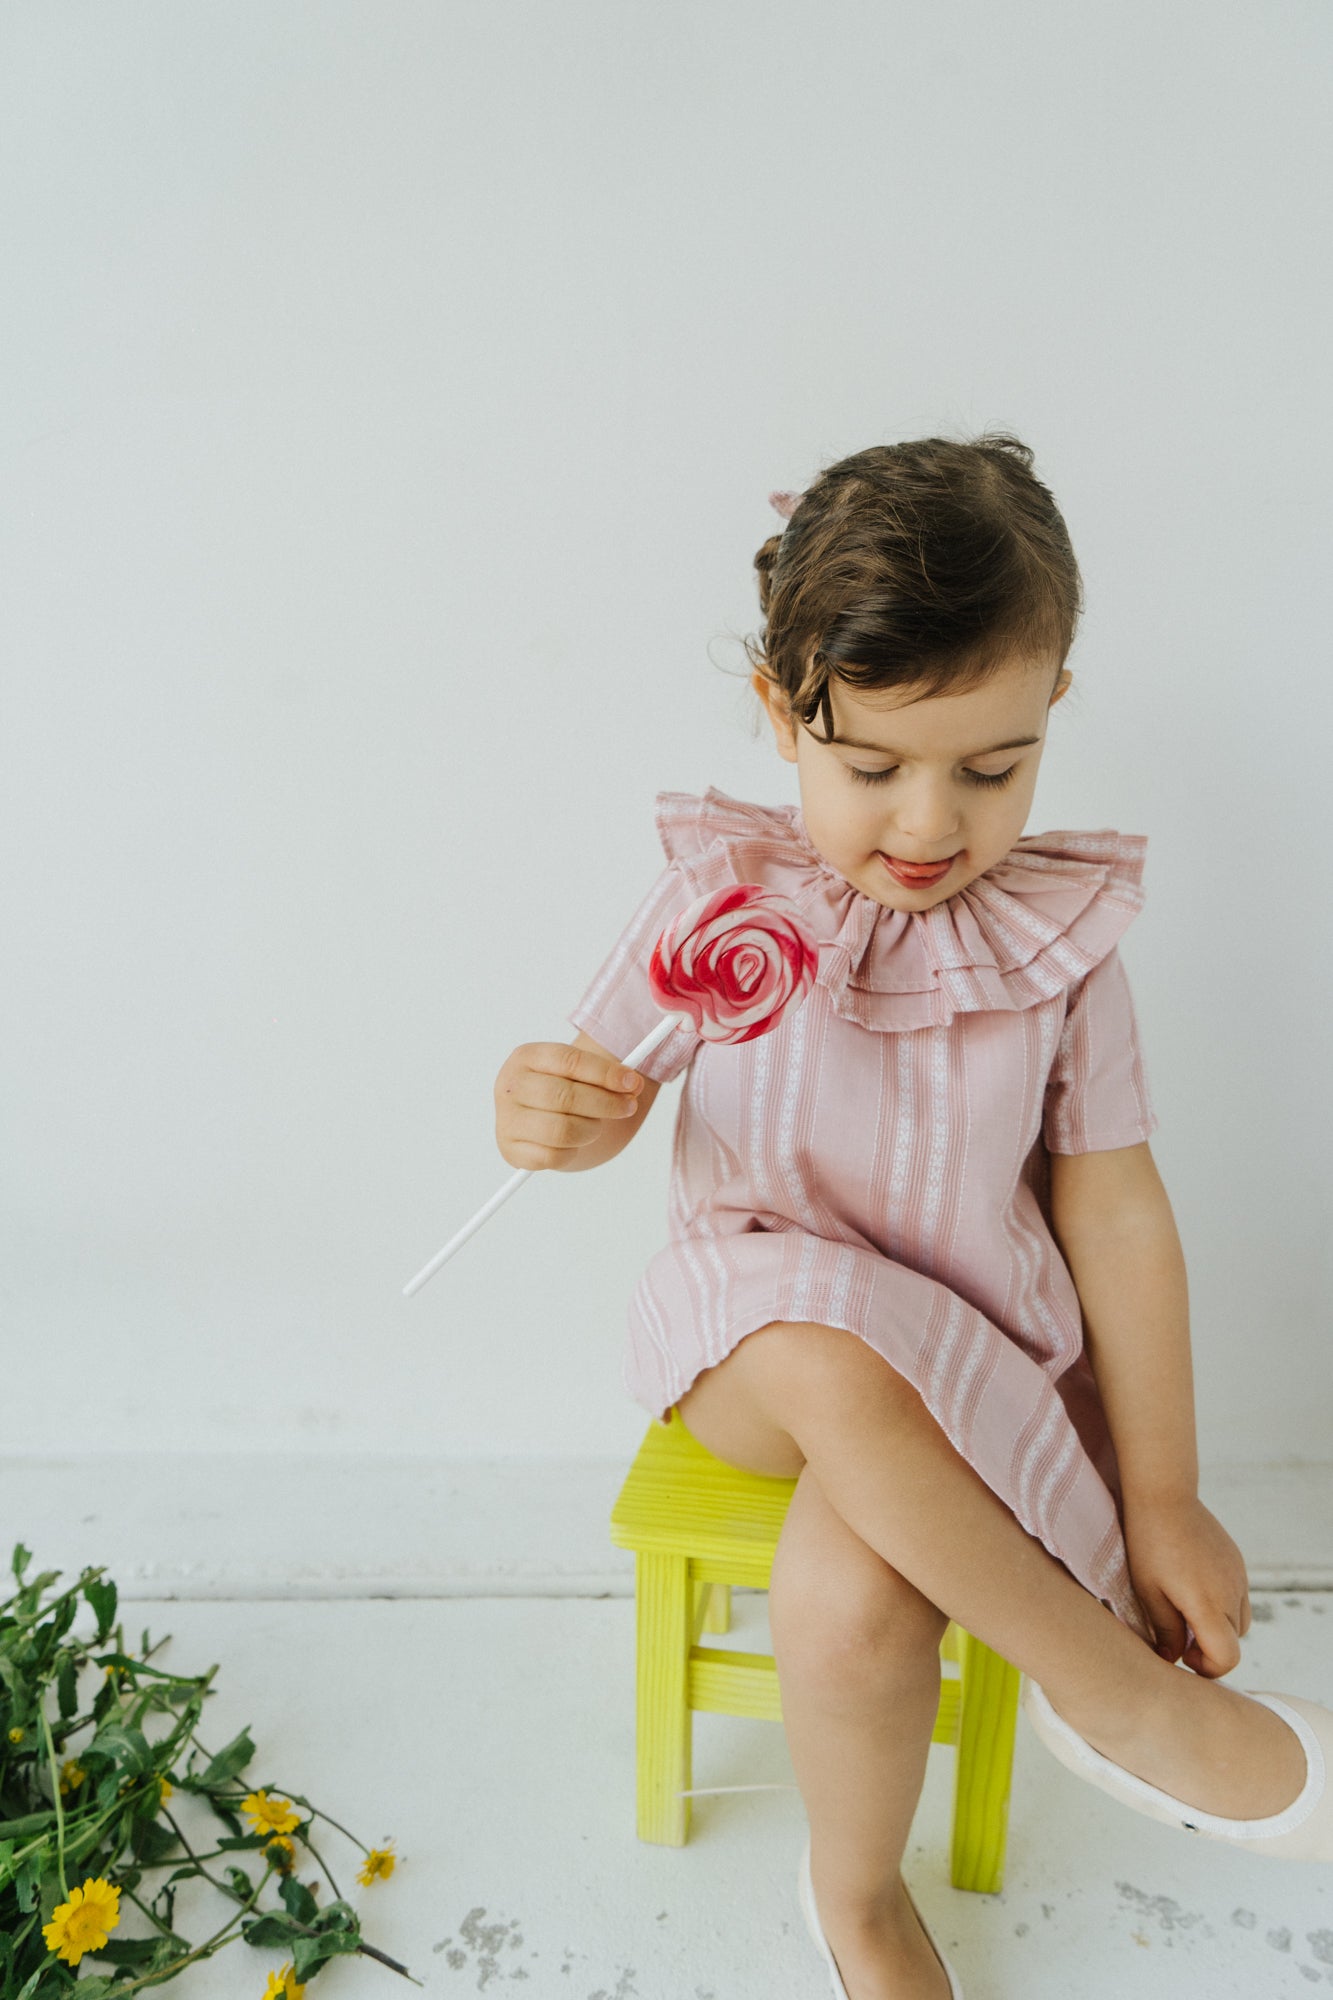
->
<box><xmin>654</xmin><ymin>786</ymin><xmax>1148</xmax><ymax>1033</ymax></box>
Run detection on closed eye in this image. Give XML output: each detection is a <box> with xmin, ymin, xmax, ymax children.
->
<box><xmin>848</xmin><ymin>764</ymin><xmax>1021</xmax><ymax>789</ymax></box>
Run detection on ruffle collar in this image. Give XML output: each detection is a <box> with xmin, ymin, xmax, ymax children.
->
<box><xmin>654</xmin><ymin>787</ymin><xmax>1149</xmax><ymax>1033</ymax></box>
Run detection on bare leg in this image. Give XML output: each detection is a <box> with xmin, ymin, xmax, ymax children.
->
<box><xmin>768</xmin><ymin>1462</ymin><xmax>955</xmax><ymax>1997</ymax></box>
<box><xmin>679</xmin><ymin>1323</ymin><xmax>1307</xmax><ymax>1826</ymax></box>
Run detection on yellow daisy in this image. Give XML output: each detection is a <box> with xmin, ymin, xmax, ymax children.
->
<box><xmin>7</xmin><ymin>1725</ymin><xmax>23</xmax><ymax>1744</ymax></box>
<box><xmin>157</xmin><ymin>1773</ymin><xmax>173</xmax><ymax>1803</ymax></box>
<box><xmin>59</xmin><ymin>1758</ymin><xmax>87</xmax><ymax>1795</ymax></box>
<box><xmin>42</xmin><ymin>1877</ymin><xmax>121</xmax><ymax>1966</ymax></box>
<box><xmin>242</xmin><ymin>1788</ymin><xmax>301</xmax><ymax>1837</ymax></box>
<box><xmin>262</xmin><ymin>1966</ymin><xmax>306</xmax><ymax>1999</ymax></box>
<box><xmin>264</xmin><ymin>1834</ymin><xmax>295</xmax><ymax>1869</ymax></box>
<box><xmin>357</xmin><ymin>1844</ymin><xmax>396</xmax><ymax>1885</ymax></box>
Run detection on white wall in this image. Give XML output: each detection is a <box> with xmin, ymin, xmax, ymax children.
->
<box><xmin>3</xmin><ymin>1</ymin><xmax>1330</xmax><ymax>1470</ymax></box>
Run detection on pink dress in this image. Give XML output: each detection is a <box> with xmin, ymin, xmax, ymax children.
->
<box><xmin>569</xmin><ymin>787</ymin><xmax>1160</xmax><ymax>1639</ymax></box>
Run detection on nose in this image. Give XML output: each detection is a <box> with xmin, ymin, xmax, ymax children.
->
<box><xmin>885</xmin><ymin>773</ymin><xmax>962</xmax><ymax>848</ymax></box>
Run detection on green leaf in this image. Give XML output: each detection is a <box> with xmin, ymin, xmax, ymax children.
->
<box><xmin>63</xmin><ymin>1814</ymin><xmax>115</xmax><ymax>1870</ymax></box>
<box><xmin>84</xmin><ymin>1939</ymin><xmax>161</xmax><ymax>1968</ymax></box>
<box><xmin>89</xmin><ymin>1652</ymin><xmax>199</xmax><ymax>1693</ymax></box>
<box><xmin>83</xmin><ymin>1578</ymin><xmax>117</xmax><ymax>1641</ymax></box>
<box><xmin>47</xmin><ymin>1596</ymin><xmax>76</xmax><ymax>1649</ymax></box>
<box><xmin>292</xmin><ymin>1907</ymin><xmax>361</xmax><ymax>1982</ymax></box>
<box><xmin>54</xmin><ymin>1654</ymin><xmax>77</xmax><ymax>1722</ymax></box>
<box><xmin>13</xmin><ymin>1845</ymin><xmax>43</xmax><ymax>1913</ymax></box>
<box><xmin>88</xmin><ymin>1934</ymin><xmax>187</xmax><ymax>1979</ymax></box>
<box><xmin>88</xmin><ymin>1724</ymin><xmax>151</xmax><ymax>1779</ymax></box>
<box><xmin>0</xmin><ymin>1810</ymin><xmax>54</xmax><ymax>1839</ymax></box>
<box><xmin>225</xmin><ymin>1864</ymin><xmax>255</xmax><ymax>1900</ymax></box>
<box><xmin>241</xmin><ymin>1912</ymin><xmax>304</xmax><ymax>1947</ymax></box>
<box><xmin>13</xmin><ymin>1964</ymin><xmax>52</xmax><ymax>2000</ymax></box>
<box><xmin>132</xmin><ymin>1818</ymin><xmax>179</xmax><ymax>1865</ymax></box>
<box><xmin>279</xmin><ymin>1872</ymin><xmax>319</xmax><ymax>1924</ymax></box>
<box><xmin>197</xmin><ymin>1727</ymin><xmax>255</xmax><ymax>1787</ymax></box>
<box><xmin>160</xmin><ymin>1863</ymin><xmax>203</xmax><ymax>1889</ymax></box>
<box><xmin>293</xmin><ymin>1932</ymin><xmax>361</xmax><ymax>1981</ymax></box>
<box><xmin>311</xmin><ymin>1897</ymin><xmax>361</xmax><ymax>1936</ymax></box>
<box><xmin>9</xmin><ymin>1545</ymin><xmax>31</xmax><ymax>1586</ymax></box>
<box><xmin>10</xmin><ymin>1569</ymin><xmax>62</xmax><ymax>1616</ymax></box>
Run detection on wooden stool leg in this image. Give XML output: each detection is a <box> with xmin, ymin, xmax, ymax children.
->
<box><xmin>950</xmin><ymin>1629</ymin><xmax>1020</xmax><ymax>1893</ymax></box>
<box><xmin>635</xmin><ymin>1550</ymin><xmax>694</xmax><ymax>1845</ymax></box>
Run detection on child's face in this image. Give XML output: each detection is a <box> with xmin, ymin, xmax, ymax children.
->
<box><xmin>752</xmin><ymin>652</ymin><xmax>1073</xmax><ymax>911</ymax></box>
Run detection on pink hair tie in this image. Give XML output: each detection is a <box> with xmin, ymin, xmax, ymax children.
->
<box><xmin>768</xmin><ymin>489</ymin><xmax>801</xmax><ymax>522</ymax></box>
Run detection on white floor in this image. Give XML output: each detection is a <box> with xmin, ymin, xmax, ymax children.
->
<box><xmin>8</xmin><ymin>1457</ymin><xmax>1333</xmax><ymax>1998</ymax></box>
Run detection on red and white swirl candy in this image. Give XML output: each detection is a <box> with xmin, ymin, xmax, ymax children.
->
<box><xmin>647</xmin><ymin>883</ymin><xmax>819</xmax><ymax>1046</ymax></box>
<box><xmin>402</xmin><ymin>882</ymin><xmax>820</xmax><ymax>1295</ymax></box>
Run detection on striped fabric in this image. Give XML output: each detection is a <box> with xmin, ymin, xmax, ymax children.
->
<box><xmin>570</xmin><ymin>789</ymin><xmax>1160</xmax><ymax>1638</ymax></box>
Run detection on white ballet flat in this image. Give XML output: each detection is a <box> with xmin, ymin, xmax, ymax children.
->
<box><xmin>798</xmin><ymin>1834</ymin><xmax>964</xmax><ymax>1998</ymax></box>
<box><xmin>1021</xmin><ymin>1675</ymin><xmax>1333</xmax><ymax>1861</ymax></box>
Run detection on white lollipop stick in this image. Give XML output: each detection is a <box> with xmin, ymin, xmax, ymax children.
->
<box><xmin>400</xmin><ymin>1010</ymin><xmax>690</xmax><ymax>1297</ymax></box>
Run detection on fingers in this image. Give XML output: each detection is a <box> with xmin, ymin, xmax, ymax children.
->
<box><xmin>1138</xmin><ymin>1586</ymin><xmax>1188</xmax><ymax>1664</ymax></box>
<box><xmin>1180</xmin><ymin>1611</ymin><xmax>1243</xmax><ymax>1679</ymax></box>
<box><xmin>495</xmin><ymin>1042</ymin><xmax>644</xmax><ymax>1168</ymax></box>
<box><xmin>517</xmin><ymin>1042</ymin><xmax>643</xmax><ymax>1120</ymax></box>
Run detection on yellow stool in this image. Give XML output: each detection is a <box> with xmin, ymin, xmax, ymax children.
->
<box><xmin>610</xmin><ymin>1406</ymin><xmax>1020</xmax><ymax>1892</ymax></box>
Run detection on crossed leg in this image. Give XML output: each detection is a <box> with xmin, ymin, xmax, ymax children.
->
<box><xmin>674</xmin><ymin>1319</ymin><xmax>1309</xmax><ymax>1997</ymax></box>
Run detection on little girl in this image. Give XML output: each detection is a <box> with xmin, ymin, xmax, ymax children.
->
<box><xmin>493</xmin><ymin>436</ymin><xmax>1333</xmax><ymax>2000</ymax></box>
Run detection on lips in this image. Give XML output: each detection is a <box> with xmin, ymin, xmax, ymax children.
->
<box><xmin>879</xmin><ymin>853</ymin><xmax>957</xmax><ymax>886</ymax></box>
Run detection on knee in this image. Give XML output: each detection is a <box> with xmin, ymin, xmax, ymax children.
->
<box><xmin>751</xmin><ymin>1322</ymin><xmax>922</xmax><ymax>1445</ymax></box>
<box><xmin>770</xmin><ymin>1569</ymin><xmax>949</xmax><ymax>1699</ymax></box>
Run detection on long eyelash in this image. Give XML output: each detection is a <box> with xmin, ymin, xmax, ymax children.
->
<box><xmin>848</xmin><ymin>764</ymin><xmax>1020</xmax><ymax>789</ymax></box>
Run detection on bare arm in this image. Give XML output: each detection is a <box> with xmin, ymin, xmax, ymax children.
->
<box><xmin>1048</xmin><ymin>1139</ymin><xmax>1200</xmax><ymax>1508</ymax></box>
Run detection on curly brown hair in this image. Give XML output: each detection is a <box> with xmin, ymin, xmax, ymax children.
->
<box><xmin>744</xmin><ymin>433</ymin><xmax>1081</xmax><ymax>743</ymax></box>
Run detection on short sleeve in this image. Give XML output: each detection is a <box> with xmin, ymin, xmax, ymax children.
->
<box><xmin>567</xmin><ymin>858</ymin><xmax>701</xmax><ymax>1084</ymax></box>
<box><xmin>1042</xmin><ymin>945</ymin><xmax>1159</xmax><ymax>1154</ymax></box>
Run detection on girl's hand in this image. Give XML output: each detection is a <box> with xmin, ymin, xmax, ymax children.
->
<box><xmin>1122</xmin><ymin>1494</ymin><xmax>1253</xmax><ymax>1677</ymax></box>
<box><xmin>493</xmin><ymin>1041</ymin><xmax>645</xmax><ymax>1171</ymax></box>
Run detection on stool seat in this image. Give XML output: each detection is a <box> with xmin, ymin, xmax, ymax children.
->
<box><xmin>610</xmin><ymin>1406</ymin><xmax>1020</xmax><ymax>1892</ymax></box>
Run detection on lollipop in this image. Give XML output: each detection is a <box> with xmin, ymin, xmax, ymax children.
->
<box><xmin>401</xmin><ymin>884</ymin><xmax>819</xmax><ymax>1296</ymax></box>
<box><xmin>647</xmin><ymin>883</ymin><xmax>818</xmax><ymax>1043</ymax></box>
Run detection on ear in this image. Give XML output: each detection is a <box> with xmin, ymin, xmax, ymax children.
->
<box><xmin>1049</xmin><ymin>667</ymin><xmax>1074</xmax><ymax>708</ymax></box>
<box><xmin>751</xmin><ymin>668</ymin><xmax>800</xmax><ymax>764</ymax></box>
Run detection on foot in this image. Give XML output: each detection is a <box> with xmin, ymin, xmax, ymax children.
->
<box><xmin>816</xmin><ymin>1873</ymin><xmax>954</xmax><ymax>2000</ymax></box>
<box><xmin>1052</xmin><ymin>1663</ymin><xmax>1310</xmax><ymax>1823</ymax></box>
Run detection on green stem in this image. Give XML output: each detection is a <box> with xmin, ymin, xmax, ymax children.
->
<box><xmin>265</xmin><ymin>1783</ymin><xmax>368</xmax><ymax>1855</ymax></box>
<box><xmin>47</xmin><ymin>1677</ymin><xmax>203</xmax><ymax>1756</ymax></box>
<box><xmin>0</xmin><ymin>1793</ymin><xmax>126</xmax><ymax>1871</ymax></box>
<box><xmin>119</xmin><ymin>1882</ymin><xmax>179</xmax><ymax>1938</ymax></box>
<box><xmin>354</xmin><ymin>1938</ymin><xmax>421</xmax><ymax>1982</ymax></box>
<box><xmin>299</xmin><ymin>1829</ymin><xmax>342</xmax><ymax>1902</ymax></box>
<box><xmin>0</xmin><ymin>1565</ymin><xmax>104</xmax><ymax>1626</ymax></box>
<box><xmin>160</xmin><ymin>1807</ymin><xmax>268</xmax><ymax>1906</ymax></box>
<box><xmin>107</xmin><ymin>1859</ymin><xmax>270</xmax><ymax>1996</ymax></box>
<box><xmin>37</xmin><ymin>1705</ymin><xmax>69</xmax><ymax>1899</ymax></box>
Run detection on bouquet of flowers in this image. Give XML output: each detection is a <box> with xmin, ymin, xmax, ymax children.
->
<box><xmin>0</xmin><ymin>1545</ymin><xmax>415</xmax><ymax>1998</ymax></box>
